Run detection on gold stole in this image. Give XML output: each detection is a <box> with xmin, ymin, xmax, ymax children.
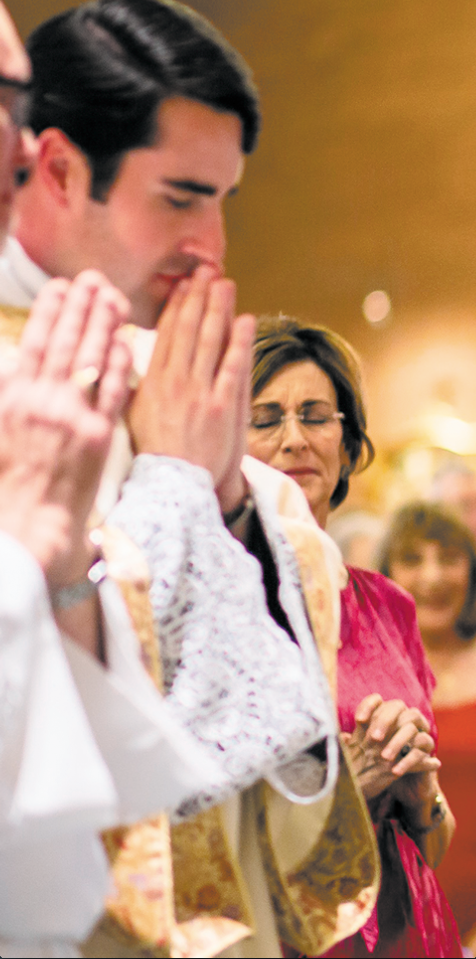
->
<box><xmin>86</xmin><ymin>527</ymin><xmax>255</xmax><ymax>959</ymax></box>
<box><xmin>0</xmin><ymin>305</ymin><xmax>379</xmax><ymax>958</ymax></box>
<box><xmin>85</xmin><ymin>520</ymin><xmax>379</xmax><ymax>959</ymax></box>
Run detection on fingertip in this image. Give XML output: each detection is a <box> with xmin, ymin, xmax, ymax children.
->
<box><xmin>71</xmin><ymin>268</ymin><xmax>110</xmax><ymax>291</ymax></box>
<box><xmin>355</xmin><ymin>693</ymin><xmax>383</xmax><ymax>723</ymax></box>
<box><xmin>113</xmin><ymin>289</ymin><xmax>131</xmax><ymax>322</ymax></box>
<box><xmin>355</xmin><ymin>704</ymin><xmax>371</xmax><ymax>723</ymax></box>
<box><xmin>43</xmin><ymin>277</ymin><xmax>71</xmax><ymax>298</ymax></box>
<box><xmin>177</xmin><ymin>277</ymin><xmax>192</xmax><ymax>295</ymax></box>
<box><xmin>235</xmin><ymin>313</ymin><xmax>256</xmax><ymax>341</ymax></box>
<box><xmin>94</xmin><ymin>284</ymin><xmax>131</xmax><ymax>324</ymax></box>
<box><xmin>193</xmin><ymin>263</ymin><xmax>216</xmax><ymax>283</ymax></box>
<box><xmin>27</xmin><ymin>277</ymin><xmax>70</xmax><ymax>319</ymax></box>
<box><xmin>211</xmin><ymin>277</ymin><xmax>236</xmax><ymax>301</ymax></box>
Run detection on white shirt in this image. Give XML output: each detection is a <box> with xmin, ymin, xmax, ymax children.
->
<box><xmin>0</xmin><ymin>535</ymin><xmax>219</xmax><ymax>959</ymax></box>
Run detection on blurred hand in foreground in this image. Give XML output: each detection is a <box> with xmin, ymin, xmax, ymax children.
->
<box><xmin>0</xmin><ymin>269</ymin><xmax>131</xmax><ymax>588</ymax></box>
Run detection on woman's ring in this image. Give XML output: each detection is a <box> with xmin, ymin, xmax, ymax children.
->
<box><xmin>398</xmin><ymin>743</ymin><xmax>412</xmax><ymax>761</ymax></box>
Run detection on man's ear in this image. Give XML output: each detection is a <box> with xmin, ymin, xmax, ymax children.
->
<box><xmin>35</xmin><ymin>128</ymin><xmax>91</xmax><ymax>209</ymax></box>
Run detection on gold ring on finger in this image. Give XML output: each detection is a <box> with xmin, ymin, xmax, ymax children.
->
<box><xmin>72</xmin><ymin>364</ymin><xmax>101</xmax><ymax>399</ymax></box>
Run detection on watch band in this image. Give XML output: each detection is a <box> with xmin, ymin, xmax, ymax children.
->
<box><xmin>223</xmin><ymin>491</ymin><xmax>254</xmax><ymax>528</ymax></box>
<box><xmin>402</xmin><ymin>792</ymin><xmax>447</xmax><ymax>837</ymax></box>
<box><xmin>50</xmin><ymin>557</ymin><xmax>108</xmax><ymax>610</ymax></box>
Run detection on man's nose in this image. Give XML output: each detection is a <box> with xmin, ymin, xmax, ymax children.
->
<box><xmin>181</xmin><ymin>206</ymin><xmax>226</xmax><ymax>275</ymax></box>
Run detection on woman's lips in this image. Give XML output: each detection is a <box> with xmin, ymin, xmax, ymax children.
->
<box><xmin>284</xmin><ymin>468</ymin><xmax>317</xmax><ymax>475</ymax></box>
<box><xmin>283</xmin><ymin>468</ymin><xmax>318</xmax><ymax>483</ymax></box>
<box><xmin>416</xmin><ymin>595</ymin><xmax>453</xmax><ymax>610</ymax></box>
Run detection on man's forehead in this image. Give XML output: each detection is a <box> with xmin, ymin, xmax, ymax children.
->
<box><xmin>154</xmin><ymin>97</ymin><xmax>242</xmax><ymax>152</ymax></box>
<box><xmin>0</xmin><ymin>3</ymin><xmax>30</xmax><ymax>82</ymax></box>
<box><xmin>147</xmin><ymin>97</ymin><xmax>245</xmax><ymax>187</ymax></box>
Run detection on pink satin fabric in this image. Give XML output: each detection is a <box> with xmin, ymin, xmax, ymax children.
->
<box><xmin>434</xmin><ymin>701</ymin><xmax>476</xmax><ymax>941</ymax></box>
<box><xmin>283</xmin><ymin>568</ymin><xmax>463</xmax><ymax>958</ymax></box>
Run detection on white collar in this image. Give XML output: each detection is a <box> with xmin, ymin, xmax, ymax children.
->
<box><xmin>2</xmin><ymin>236</ymin><xmax>50</xmax><ymax>302</ymax></box>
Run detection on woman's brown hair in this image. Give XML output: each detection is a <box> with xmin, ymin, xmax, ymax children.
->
<box><xmin>252</xmin><ymin>316</ymin><xmax>375</xmax><ymax>509</ymax></box>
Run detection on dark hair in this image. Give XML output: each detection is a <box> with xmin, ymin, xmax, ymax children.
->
<box><xmin>27</xmin><ymin>0</ymin><xmax>260</xmax><ymax>200</ymax></box>
<box><xmin>252</xmin><ymin>316</ymin><xmax>375</xmax><ymax>509</ymax></box>
<box><xmin>379</xmin><ymin>501</ymin><xmax>476</xmax><ymax>639</ymax></box>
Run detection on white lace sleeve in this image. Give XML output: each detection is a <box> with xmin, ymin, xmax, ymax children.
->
<box><xmin>109</xmin><ymin>455</ymin><xmax>338</xmax><ymax>818</ymax></box>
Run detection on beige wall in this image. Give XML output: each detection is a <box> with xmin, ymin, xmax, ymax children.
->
<box><xmin>9</xmin><ymin>0</ymin><xmax>476</xmax><ymax>460</ymax></box>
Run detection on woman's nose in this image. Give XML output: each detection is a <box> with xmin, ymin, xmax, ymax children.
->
<box><xmin>280</xmin><ymin>413</ymin><xmax>309</xmax><ymax>451</ymax></box>
<box><xmin>419</xmin><ymin>557</ymin><xmax>444</xmax><ymax>586</ymax></box>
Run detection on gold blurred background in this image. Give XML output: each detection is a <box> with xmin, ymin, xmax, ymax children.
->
<box><xmin>10</xmin><ymin>0</ymin><xmax>476</xmax><ymax>520</ymax></box>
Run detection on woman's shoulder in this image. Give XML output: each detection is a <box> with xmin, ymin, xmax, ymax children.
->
<box><xmin>345</xmin><ymin>565</ymin><xmax>416</xmax><ymax>612</ymax></box>
<box><xmin>344</xmin><ymin>566</ymin><xmax>423</xmax><ymax>656</ymax></box>
<box><xmin>344</xmin><ymin>566</ymin><xmax>435</xmax><ymax>701</ymax></box>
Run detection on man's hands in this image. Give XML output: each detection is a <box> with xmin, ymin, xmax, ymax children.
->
<box><xmin>0</xmin><ymin>269</ymin><xmax>131</xmax><ymax>587</ymax></box>
<box><xmin>127</xmin><ymin>266</ymin><xmax>256</xmax><ymax>514</ymax></box>
<box><xmin>342</xmin><ymin>694</ymin><xmax>440</xmax><ymax>804</ymax></box>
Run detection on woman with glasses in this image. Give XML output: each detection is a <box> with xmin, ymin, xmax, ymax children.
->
<box><xmin>248</xmin><ymin>316</ymin><xmax>462</xmax><ymax>959</ymax></box>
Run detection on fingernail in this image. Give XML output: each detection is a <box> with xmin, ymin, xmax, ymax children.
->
<box><xmin>194</xmin><ymin>264</ymin><xmax>215</xmax><ymax>280</ymax></box>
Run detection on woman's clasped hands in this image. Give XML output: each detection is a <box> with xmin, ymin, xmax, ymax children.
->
<box><xmin>342</xmin><ymin>693</ymin><xmax>441</xmax><ymax>806</ymax></box>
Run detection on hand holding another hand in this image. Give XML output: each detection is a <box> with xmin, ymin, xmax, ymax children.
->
<box><xmin>342</xmin><ymin>693</ymin><xmax>440</xmax><ymax>804</ymax></box>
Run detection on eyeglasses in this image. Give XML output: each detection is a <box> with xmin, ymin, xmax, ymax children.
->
<box><xmin>250</xmin><ymin>401</ymin><xmax>345</xmax><ymax>436</ymax></box>
<box><xmin>0</xmin><ymin>74</ymin><xmax>32</xmax><ymax>129</ymax></box>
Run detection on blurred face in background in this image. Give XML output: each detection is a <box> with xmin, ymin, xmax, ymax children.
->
<box><xmin>247</xmin><ymin>360</ymin><xmax>348</xmax><ymax>527</ymax></box>
<box><xmin>434</xmin><ymin>471</ymin><xmax>476</xmax><ymax>541</ymax></box>
<box><xmin>389</xmin><ymin>538</ymin><xmax>470</xmax><ymax>640</ymax></box>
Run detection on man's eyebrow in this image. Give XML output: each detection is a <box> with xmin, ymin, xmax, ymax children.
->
<box><xmin>162</xmin><ymin>178</ymin><xmax>240</xmax><ymax>197</ymax></box>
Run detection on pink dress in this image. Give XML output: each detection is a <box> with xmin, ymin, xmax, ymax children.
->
<box><xmin>434</xmin><ymin>701</ymin><xmax>476</xmax><ymax>941</ymax></box>
<box><xmin>283</xmin><ymin>568</ymin><xmax>463</xmax><ymax>958</ymax></box>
